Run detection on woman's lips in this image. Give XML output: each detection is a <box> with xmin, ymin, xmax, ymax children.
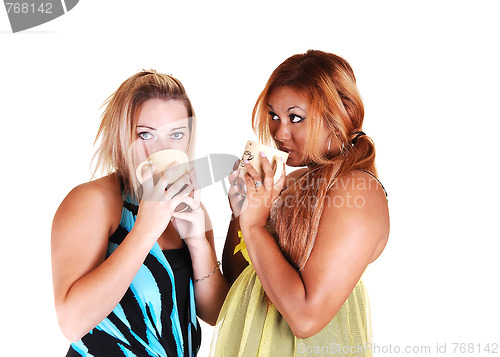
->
<box><xmin>279</xmin><ymin>147</ymin><xmax>293</xmax><ymax>154</ymax></box>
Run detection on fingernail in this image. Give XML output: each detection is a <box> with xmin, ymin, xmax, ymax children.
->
<box><xmin>244</xmin><ymin>159</ymin><xmax>249</xmax><ymax>164</ymax></box>
<box><xmin>260</xmin><ymin>152</ymin><xmax>266</xmax><ymax>157</ymax></box>
<box><xmin>231</xmin><ymin>170</ymin><xmax>238</xmax><ymax>176</ymax></box>
<box><xmin>280</xmin><ymin>157</ymin><xmax>285</xmax><ymax>163</ymax></box>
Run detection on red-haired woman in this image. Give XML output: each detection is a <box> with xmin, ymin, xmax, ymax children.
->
<box><xmin>211</xmin><ymin>50</ymin><xmax>389</xmax><ymax>356</ymax></box>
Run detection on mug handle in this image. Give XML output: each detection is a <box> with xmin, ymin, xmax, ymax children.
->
<box><xmin>135</xmin><ymin>160</ymin><xmax>153</xmax><ymax>183</ymax></box>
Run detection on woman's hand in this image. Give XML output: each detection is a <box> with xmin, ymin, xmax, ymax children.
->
<box><xmin>239</xmin><ymin>153</ymin><xmax>286</xmax><ymax>231</ymax></box>
<box><xmin>134</xmin><ymin>163</ymin><xmax>193</xmax><ymax>240</ymax></box>
<box><xmin>171</xmin><ymin>168</ymin><xmax>207</xmax><ymax>243</ymax></box>
<box><xmin>227</xmin><ymin>160</ymin><xmax>247</xmax><ymax>218</ymax></box>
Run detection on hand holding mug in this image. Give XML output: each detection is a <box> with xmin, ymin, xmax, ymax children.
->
<box><xmin>238</xmin><ymin>140</ymin><xmax>288</xmax><ymax>184</ymax></box>
<box><xmin>170</xmin><ymin>168</ymin><xmax>207</xmax><ymax>242</ymax></box>
<box><xmin>228</xmin><ymin>160</ymin><xmax>247</xmax><ymax>218</ymax></box>
<box><xmin>229</xmin><ymin>140</ymin><xmax>288</xmax><ymax>218</ymax></box>
<box><xmin>136</xmin><ymin>149</ymin><xmax>192</xmax><ymax>212</ymax></box>
<box><xmin>240</xmin><ymin>151</ymin><xmax>286</xmax><ymax>231</ymax></box>
<box><xmin>134</xmin><ymin>161</ymin><xmax>194</xmax><ymax>241</ymax></box>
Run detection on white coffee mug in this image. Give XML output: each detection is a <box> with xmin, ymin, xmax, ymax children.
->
<box><xmin>136</xmin><ymin>149</ymin><xmax>191</xmax><ymax>212</ymax></box>
<box><xmin>136</xmin><ymin>149</ymin><xmax>190</xmax><ymax>184</ymax></box>
<box><xmin>238</xmin><ymin>140</ymin><xmax>289</xmax><ymax>184</ymax></box>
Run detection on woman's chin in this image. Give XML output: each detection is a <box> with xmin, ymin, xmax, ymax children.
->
<box><xmin>286</xmin><ymin>159</ymin><xmax>306</xmax><ymax>168</ymax></box>
<box><xmin>286</xmin><ymin>154</ymin><xmax>309</xmax><ymax>168</ymax></box>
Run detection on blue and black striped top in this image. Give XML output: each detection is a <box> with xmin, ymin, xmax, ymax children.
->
<box><xmin>66</xmin><ymin>194</ymin><xmax>201</xmax><ymax>356</ymax></box>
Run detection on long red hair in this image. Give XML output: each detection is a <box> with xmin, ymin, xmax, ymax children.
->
<box><xmin>252</xmin><ymin>50</ymin><xmax>377</xmax><ymax>270</ymax></box>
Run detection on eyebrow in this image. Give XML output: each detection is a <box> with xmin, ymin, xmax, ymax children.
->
<box><xmin>267</xmin><ymin>104</ymin><xmax>307</xmax><ymax>113</ymax></box>
<box><xmin>287</xmin><ymin>105</ymin><xmax>306</xmax><ymax>113</ymax></box>
<box><xmin>136</xmin><ymin>125</ymin><xmax>157</xmax><ymax>131</ymax></box>
<box><xmin>136</xmin><ymin>125</ymin><xmax>187</xmax><ymax>132</ymax></box>
<box><xmin>169</xmin><ymin>126</ymin><xmax>187</xmax><ymax>132</ymax></box>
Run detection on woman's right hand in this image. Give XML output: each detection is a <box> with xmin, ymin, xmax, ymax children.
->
<box><xmin>134</xmin><ymin>163</ymin><xmax>194</xmax><ymax>240</ymax></box>
<box><xmin>228</xmin><ymin>160</ymin><xmax>247</xmax><ymax>218</ymax></box>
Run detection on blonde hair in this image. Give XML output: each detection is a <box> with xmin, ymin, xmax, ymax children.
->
<box><xmin>253</xmin><ymin>50</ymin><xmax>377</xmax><ymax>270</ymax></box>
<box><xmin>92</xmin><ymin>70</ymin><xmax>196</xmax><ymax>197</ymax></box>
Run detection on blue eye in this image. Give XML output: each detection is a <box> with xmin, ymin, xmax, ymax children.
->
<box><xmin>138</xmin><ymin>132</ymin><xmax>154</xmax><ymax>140</ymax></box>
<box><xmin>171</xmin><ymin>132</ymin><xmax>185</xmax><ymax>140</ymax></box>
<box><xmin>290</xmin><ymin>114</ymin><xmax>305</xmax><ymax>123</ymax></box>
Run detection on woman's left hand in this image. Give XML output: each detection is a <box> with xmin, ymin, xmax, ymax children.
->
<box><xmin>240</xmin><ymin>152</ymin><xmax>286</xmax><ymax>231</ymax></box>
<box><xmin>171</xmin><ymin>168</ymin><xmax>206</xmax><ymax>243</ymax></box>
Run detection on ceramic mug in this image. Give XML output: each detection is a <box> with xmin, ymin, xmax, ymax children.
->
<box><xmin>136</xmin><ymin>149</ymin><xmax>192</xmax><ymax>212</ymax></box>
<box><xmin>135</xmin><ymin>149</ymin><xmax>190</xmax><ymax>185</ymax></box>
<box><xmin>238</xmin><ymin>140</ymin><xmax>289</xmax><ymax>184</ymax></box>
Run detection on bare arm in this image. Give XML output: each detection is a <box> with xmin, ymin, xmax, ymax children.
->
<box><xmin>222</xmin><ymin>166</ymin><xmax>306</xmax><ymax>285</ymax></box>
<box><xmin>52</xmin><ymin>181</ymin><xmax>153</xmax><ymax>342</ymax></box>
<box><xmin>170</xmin><ymin>169</ymin><xmax>229</xmax><ymax>325</ymax></box>
<box><xmin>222</xmin><ymin>215</ymin><xmax>249</xmax><ymax>285</ymax></box>
<box><xmin>52</xmin><ymin>173</ymin><xmax>192</xmax><ymax>342</ymax></box>
<box><xmin>241</xmin><ymin>165</ymin><xmax>390</xmax><ymax>338</ymax></box>
<box><xmin>186</xmin><ymin>206</ymin><xmax>229</xmax><ymax>325</ymax></box>
<box><xmin>223</xmin><ymin>166</ymin><xmax>252</xmax><ymax>285</ymax></box>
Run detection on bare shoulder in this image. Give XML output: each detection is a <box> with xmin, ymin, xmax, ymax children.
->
<box><xmin>284</xmin><ymin>167</ymin><xmax>308</xmax><ymax>188</ymax></box>
<box><xmin>51</xmin><ymin>174</ymin><xmax>124</xmax><ymax>305</ymax></box>
<box><xmin>329</xmin><ymin>170</ymin><xmax>388</xmax><ymax>211</ymax></box>
<box><xmin>71</xmin><ymin>174</ymin><xmax>121</xmax><ymax>203</ymax></box>
<box><xmin>299</xmin><ymin>171</ymin><xmax>390</xmax><ymax>327</ymax></box>
<box><xmin>52</xmin><ymin>174</ymin><xmax>122</xmax><ymax>239</ymax></box>
<box><xmin>322</xmin><ymin>170</ymin><xmax>389</xmax><ymax>260</ymax></box>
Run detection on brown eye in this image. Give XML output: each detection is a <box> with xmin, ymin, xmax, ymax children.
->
<box><xmin>290</xmin><ymin>114</ymin><xmax>305</xmax><ymax>123</ymax></box>
<box><xmin>269</xmin><ymin>111</ymin><xmax>280</xmax><ymax>121</ymax></box>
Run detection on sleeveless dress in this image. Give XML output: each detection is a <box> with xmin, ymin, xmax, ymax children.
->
<box><xmin>210</xmin><ymin>171</ymin><xmax>387</xmax><ymax>357</ymax></box>
<box><xmin>67</xmin><ymin>194</ymin><xmax>201</xmax><ymax>357</ymax></box>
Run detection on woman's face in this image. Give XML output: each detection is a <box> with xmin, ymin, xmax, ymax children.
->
<box><xmin>268</xmin><ymin>86</ymin><xmax>333</xmax><ymax>167</ymax></box>
<box><xmin>132</xmin><ymin>98</ymin><xmax>191</xmax><ymax>164</ymax></box>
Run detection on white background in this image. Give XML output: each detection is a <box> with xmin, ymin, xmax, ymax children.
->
<box><xmin>1</xmin><ymin>1</ymin><xmax>499</xmax><ymax>355</ymax></box>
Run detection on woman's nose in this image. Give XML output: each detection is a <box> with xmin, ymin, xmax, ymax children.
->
<box><xmin>141</xmin><ymin>141</ymin><xmax>171</xmax><ymax>158</ymax></box>
<box><xmin>155</xmin><ymin>136</ymin><xmax>175</xmax><ymax>151</ymax></box>
<box><xmin>274</xmin><ymin>122</ymin><xmax>291</xmax><ymax>142</ymax></box>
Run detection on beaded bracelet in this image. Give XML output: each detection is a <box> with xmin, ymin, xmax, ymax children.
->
<box><xmin>194</xmin><ymin>261</ymin><xmax>221</xmax><ymax>283</ymax></box>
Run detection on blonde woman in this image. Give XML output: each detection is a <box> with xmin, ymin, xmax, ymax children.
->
<box><xmin>212</xmin><ymin>51</ymin><xmax>390</xmax><ymax>356</ymax></box>
<box><xmin>52</xmin><ymin>70</ymin><xmax>228</xmax><ymax>356</ymax></box>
